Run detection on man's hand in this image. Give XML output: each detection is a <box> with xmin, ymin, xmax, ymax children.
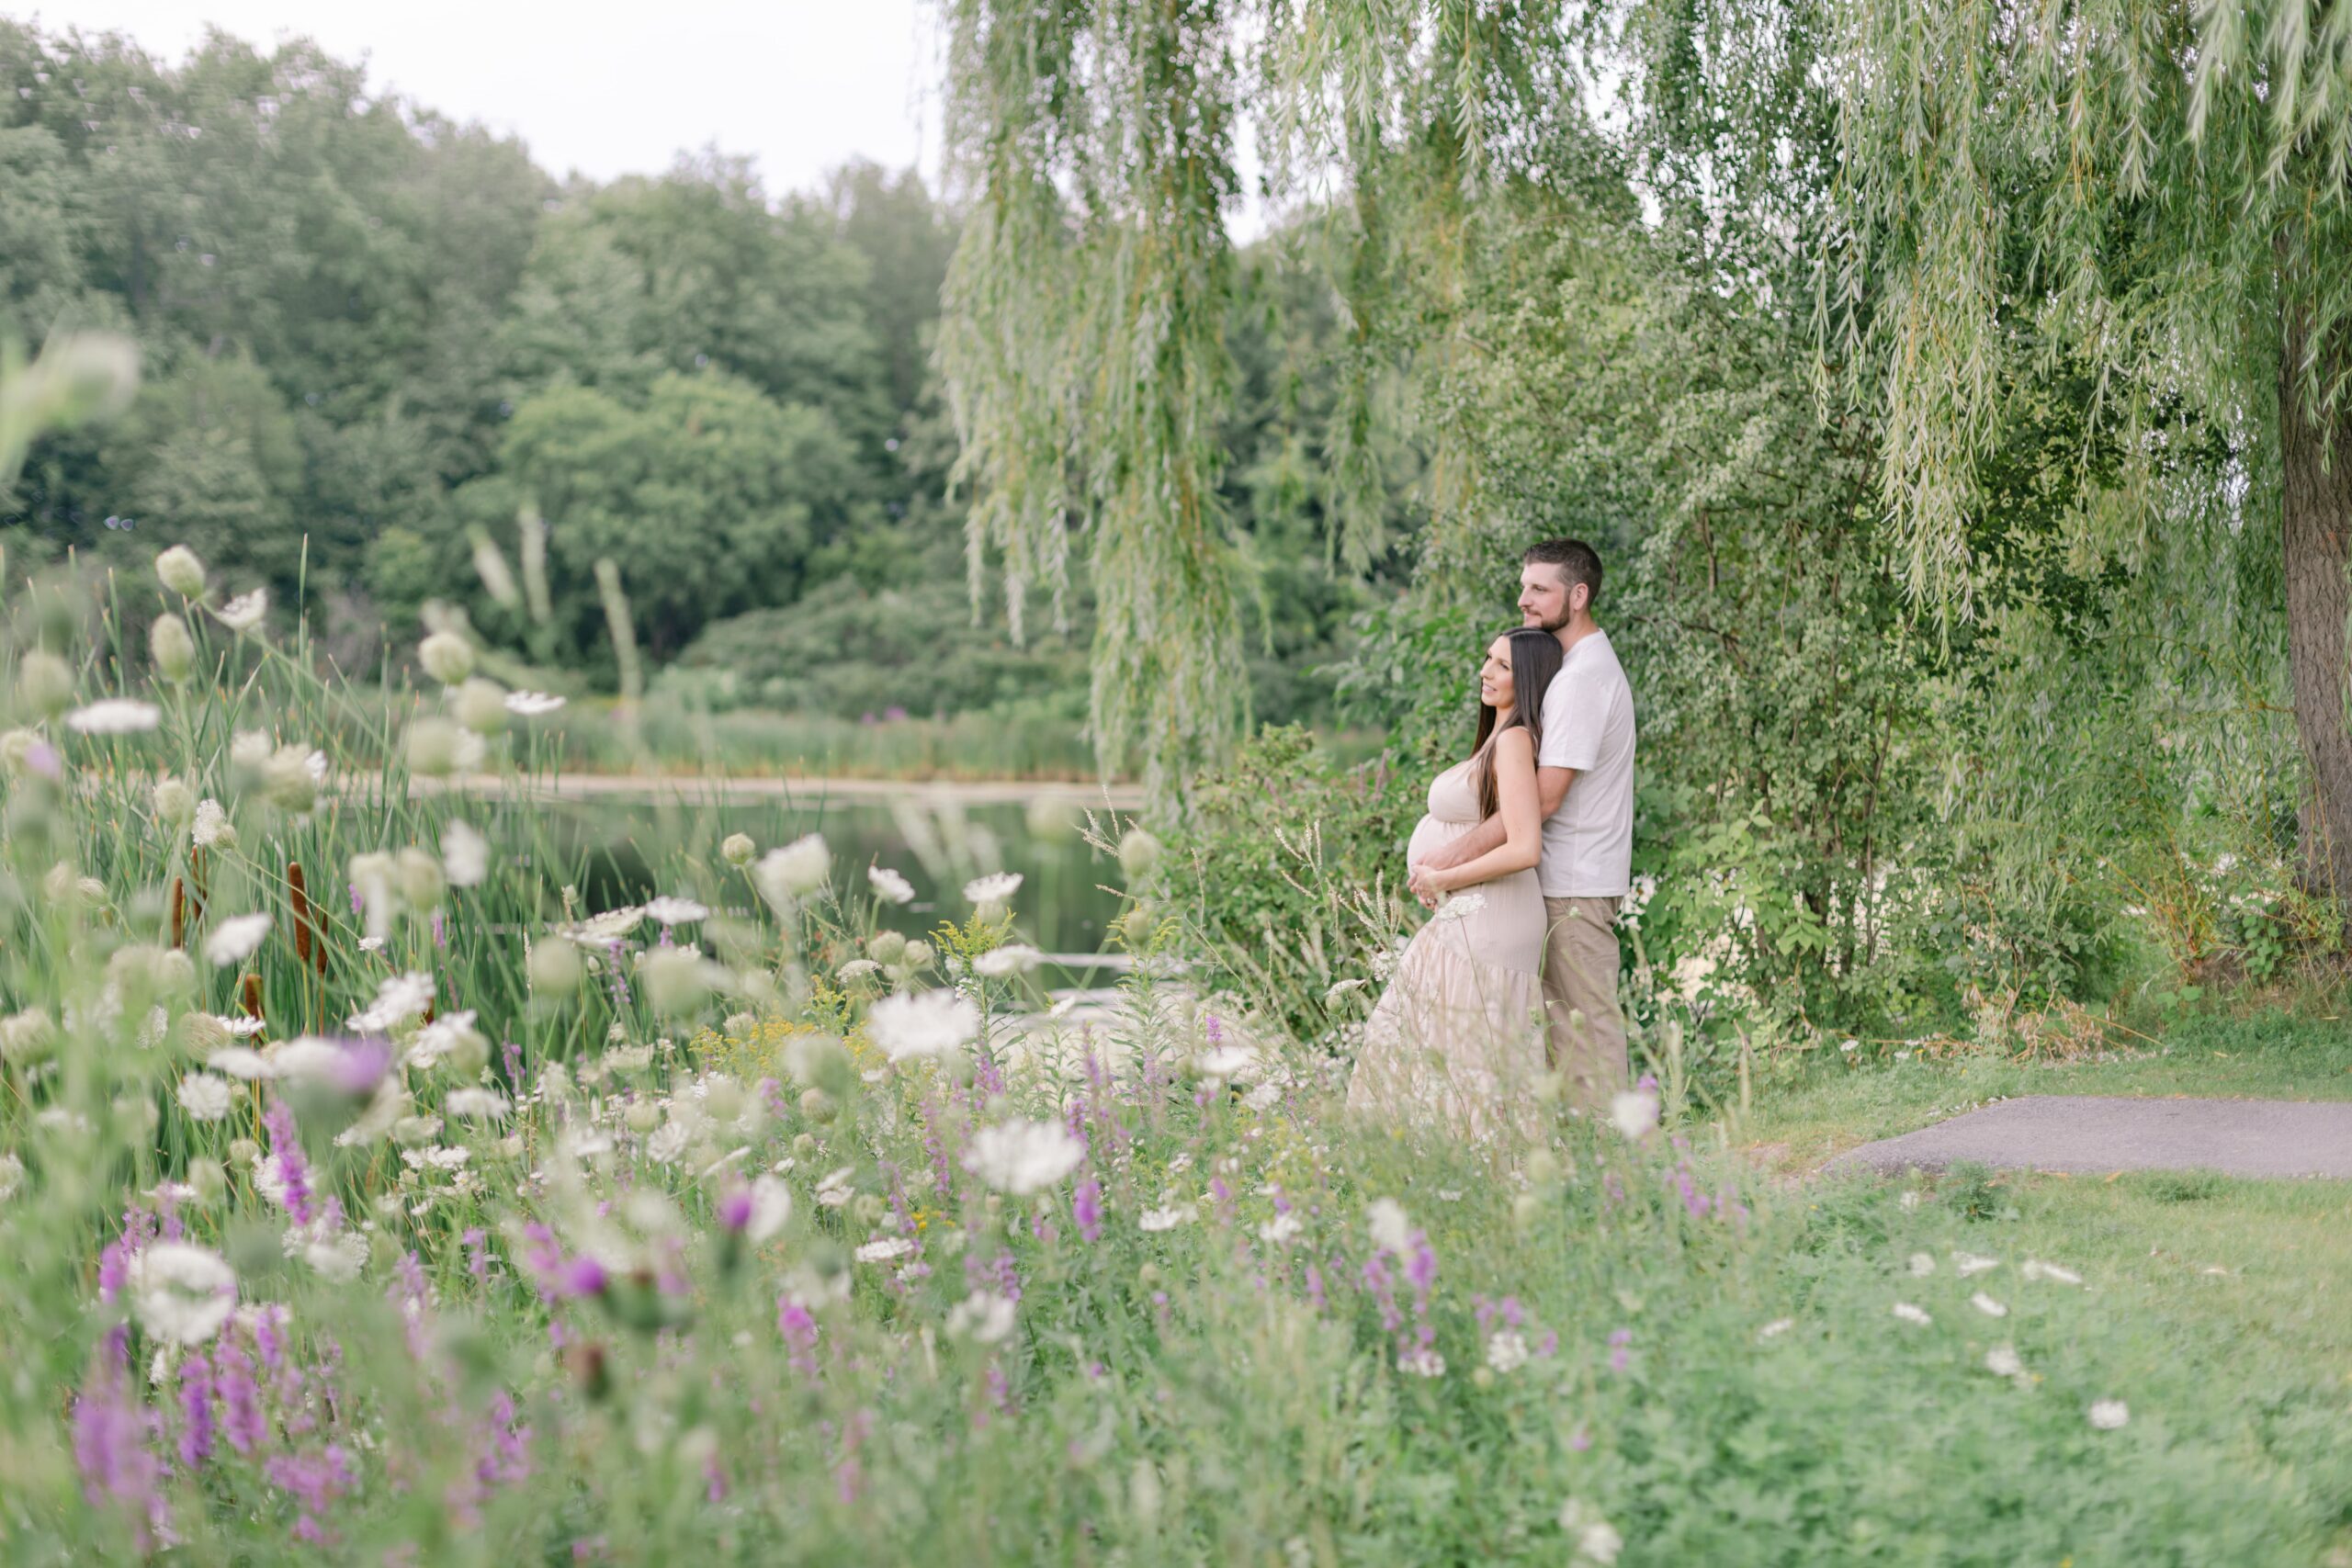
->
<box><xmin>1407</xmin><ymin>862</ymin><xmax>1446</xmax><ymax>908</ymax></box>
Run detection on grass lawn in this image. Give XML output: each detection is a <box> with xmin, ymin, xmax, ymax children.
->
<box><xmin>1702</xmin><ymin>1005</ymin><xmax>2352</xmax><ymax>1566</ymax></box>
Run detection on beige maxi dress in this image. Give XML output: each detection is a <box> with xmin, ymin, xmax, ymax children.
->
<box><xmin>1344</xmin><ymin>752</ymin><xmax>1548</xmax><ymax>1142</ymax></box>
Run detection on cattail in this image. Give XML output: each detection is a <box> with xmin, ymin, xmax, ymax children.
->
<box><xmin>288</xmin><ymin>862</ymin><xmax>313</xmax><ymax>968</ymax></box>
<box><xmin>169</xmin><ymin>876</ymin><xmax>187</xmax><ymax>949</ymax></box>
<box><xmin>188</xmin><ymin>844</ymin><xmax>209</xmax><ymax>912</ymax></box>
<box><xmin>238</xmin><ymin>972</ymin><xmax>263</xmax><ymax>1021</ymax></box>
<box><xmin>288</xmin><ymin>862</ymin><xmax>326</xmax><ymax>974</ymax></box>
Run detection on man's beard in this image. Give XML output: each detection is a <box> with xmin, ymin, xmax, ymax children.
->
<box><xmin>1526</xmin><ymin>606</ymin><xmax>1570</xmax><ymax>633</ymax></box>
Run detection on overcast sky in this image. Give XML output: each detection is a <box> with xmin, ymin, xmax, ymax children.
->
<box><xmin>8</xmin><ymin>1</ymin><xmax>946</xmax><ymax>197</ymax></box>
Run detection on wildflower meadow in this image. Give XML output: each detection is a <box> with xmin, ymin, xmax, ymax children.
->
<box><xmin>3</xmin><ymin>335</ymin><xmax>2349</xmax><ymax>1564</ymax></box>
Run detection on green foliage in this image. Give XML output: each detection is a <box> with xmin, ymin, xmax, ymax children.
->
<box><xmin>1162</xmin><ymin>725</ymin><xmax>1421</xmax><ymax>1043</ymax></box>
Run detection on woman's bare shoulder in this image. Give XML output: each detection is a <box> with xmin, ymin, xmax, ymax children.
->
<box><xmin>1493</xmin><ymin>726</ymin><xmax>1537</xmax><ymax>763</ymax></box>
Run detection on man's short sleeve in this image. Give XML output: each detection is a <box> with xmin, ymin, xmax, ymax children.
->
<box><xmin>1539</xmin><ymin>664</ymin><xmax>1601</xmax><ymax>772</ymax></box>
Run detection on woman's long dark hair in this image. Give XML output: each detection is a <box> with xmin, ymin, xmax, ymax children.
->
<box><xmin>1473</xmin><ymin>627</ymin><xmax>1566</xmax><ymax>821</ymax></box>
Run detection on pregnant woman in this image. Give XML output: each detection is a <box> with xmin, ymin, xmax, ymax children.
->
<box><xmin>1345</xmin><ymin>626</ymin><xmax>1562</xmax><ymax>1142</ymax></box>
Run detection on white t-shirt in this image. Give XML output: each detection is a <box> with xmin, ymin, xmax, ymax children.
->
<box><xmin>1536</xmin><ymin>629</ymin><xmax>1636</xmax><ymax>898</ymax></box>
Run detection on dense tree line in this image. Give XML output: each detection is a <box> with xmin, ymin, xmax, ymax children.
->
<box><xmin>0</xmin><ymin>22</ymin><xmax>1392</xmax><ymax>726</ymax></box>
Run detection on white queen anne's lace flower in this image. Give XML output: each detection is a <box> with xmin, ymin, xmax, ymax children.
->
<box><xmin>1432</xmin><ymin>889</ymin><xmax>1487</xmax><ymax>922</ymax></box>
<box><xmin>214</xmin><ymin>589</ymin><xmax>268</xmax><ymax>632</ymax></box>
<box><xmin>1891</xmin><ymin>1302</ymin><xmax>1932</xmax><ymax>1326</ymax></box>
<box><xmin>1367</xmin><ymin>1198</ymin><xmax>1413</xmax><ymax>1256</ymax></box>
<box><xmin>854</xmin><ymin>1235</ymin><xmax>916</xmax><ymax>1263</ymax></box>
<box><xmin>964</xmin><ymin>1119</ymin><xmax>1086</xmax><ymax>1195</ymax></box>
<box><xmin>644</xmin><ymin>896</ymin><xmax>708</xmax><ymax>927</ymax></box>
<box><xmin>2087</xmin><ymin>1399</ymin><xmax>2130</xmax><ymax>1430</ymax></box>
<box><xmin>1137</xmin><ymin>1204</ymin><xmax>1193</xmax><ymax>1233</ymax></box>
<box><xmin>973</xmin><ymin>944</ymin><xmax>1043</xmax><ymax>977</ymax></box>
<box><xmin>753</xmin><ymin>835</ymin><xmax>831</xmax><ymax>904</ymax></box>
<box><xmin>177</xmin><ymin>1072</ymin><xmax>234</xmax><ymax>1122</ymax></box>
<box><xmin>443</xmin><ymin>820</ymin><xmax>490</xmax><ymax>888</ymax></box>
<box><xmin>348</xmin><ymin>972</ymin><xmax>435</xmax><ymax>1032</ymax></box>
<box><xmin>963</xmin><ymin>872</ymin><xmax>1023</xmax><ymax>906</ymax></box>
<box><xmin>1610</xmin><ymin>1088</ymin><xmax>1660</xmax><ymax>1141</ymax></box>
<box><xmin>867</xmin><ymin>989</ymin><xmax>979</xmax><ymax>1062</ymax></box>
<box><xmin>129</xmin><ymin>1243</ymin><xmax>237</xmax><ymax>1346</ymax></box>
<box><xmin>192</xmin><ymin>798</ymin><xmax>234</xmax><ymax>849</ymax></box>
<box><xmin>867</xmin><ymin>865</ymin><xmax>915</xmax><ymax>905</ymax></box>
<box><xmin>1984</xmin><ymin>1343</ymin><xmax>2025</xmax><ymax>1379</ymax></box>
<box><xmin>203</xmin><ymin>912</ymin><xmax>272</xmax><ymax>966</ymax></box>
<box><xmin>946</xmin><ymin>1290</ymin><xmax>1016</xmax><ymax>1343</ymax></box>
<box><xmin>65</xmin><ymin>699</ymin><xmax>162</xmax><ymax>735</ymax></box>
<box><xmin>504</xmin><ymin>690</ymin><xmax>566</xmax><ymax>716</ymax></box>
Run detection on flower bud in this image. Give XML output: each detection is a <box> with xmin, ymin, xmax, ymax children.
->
<box><xmin>176</xmin><ymin>1011</ymin><xmax>230</xmax><ymax>1055</ymax></box>
<box><xmin>866</xmin><ymin>930</ymin><xmax>908</xmax><ymax>967</ymax></box>
<box><xmin>394</xmin><ymin>847</ymin><xmax>445</xmax><ymax>910</ymax></box>
<box><xmin>154</xmin><ymin>545</ymin><xmax>208</xmax><ymax>600</ymax></box>
<box><xmin>392</xmin><ymin>1115</ymin><xmax>441</xmax><ymax>1148</ymax></box>
<box><xmin>641</xmin><ymin>947</ymin><xmax>714</xmax><ymax>1017</ymax></box>
<box><xmin>405</xmin><ymin>716</ymin><xmax>478</xmax><ymax>778</ymax></box>
<box><xmin>261</xmin><ymin>745</ymin><xmax>320</xmax><ymax>814</ymax></box>
<box><xmin>152</xmin><ymin>775</ymin><xmax>196</xmax><ymax>828</ymax></box>
<box><xmin>702</xmin><ymin>1075</ymin><xmax>747</xmax><ymax>1127</ymax></box>
<box><xmin>17</xmin><ymin>650</ymin><xmax>74</xmax><ymax>719</ymax></box>
<box><xmin>149</xmin><ymin>614</ymin><xmax>196</xmax><ymax>683</ymax></box>
<box><xmin>529</xmin><ymin>939</ymin><xmax>583</xmax><ymax>995</ymax></box>
<box><xmin>186</xmin><ymin>1156</ymin><xmax>226</xmax><ymax>1205</ymax></box>
<box><xmin>444</xmin><ymin>1029</ymin><xmax>491</xmax><ymax>1079</ymax></box>
<box><xmin>899</xmin><ymin>940</ymin><xmax>933</xmax><ymax>973</ymax></box>
<box><xmin>1119</xmin><ymin>905</ymin><xmax>1158</xmax><ymax>947</ymax></box>
<box><xmin>418</xmin><ymin>631</ymin><xmax>474</xmax><ymax>686</ymax></box>
<box><xmin>624</xmin><ymin>1099</ymin><xmax>662</xmax><ymax>1134</ymax></box>
<box><xmin>851</xmin><ymin>1193</ymin><xmax>887</xmax><ymax>1228</ymax></box>
<box><xmin>453</xmin><ymin>678</ymin><xmax>510</xmax><ymax>735</ymax></box>
<box><xmin>799</xmin><ymin>1088</ymin><xmax>836</xmax><ymax>1123</ymax></box>
<box><xmin>228</xmin><ymin>1137</ymin><xmax>262</xmax><ymax>1168</ymax></box>
<box><xmin>720</xmin><ymin>832</ymin><xmax>755</xmax><ymax>868</ymax></box>
<box><xmin>1118</xmin><ymin>828</ymin><xmax>1163</xmax><ymax>881</ymax></box>
<box><xmin>1025</xmin><ymin>795</ymin><xmax>1080</xmax><ymax>841</ymax></box>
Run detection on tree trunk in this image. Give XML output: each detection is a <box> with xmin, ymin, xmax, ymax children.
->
<box><xmin>2278</xmin><ymin>317</ymin><xmax>2352</xmax><ymax>908</ymax></box>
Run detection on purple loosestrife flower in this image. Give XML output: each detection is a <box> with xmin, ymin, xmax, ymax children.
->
<box><xmin>463</xmin><ymin>1228</ymin><xmax>491</xmax><ymax>1284</ymax></box>
<box><xmin>97</xmin><ymin>1238</ymin><xmax>132</xmax><ymax>1305</ymax></box>
<box><xmin>263</xmin><ymin>1098</ymin><xmax>316</xmax><ymax>1226</ymax></box>
<box><xmin>1072</xmin><ymin>1179</ymin><xmax>1103</xmax><ymax>1244</ymax></box>
<box><xmin>215</xmin><ymin>1340</ymin><xmax>266</xmax><ymax>1454</ymax></box>
<box><xmin>718</xmin><ymin>1187</ymin><xmax>755</xmax><ymax>1234</ymax></box>
<box><xmin>1609</xmin><ymin>1327</ymin><xmax>1633</xmax><ymax>1374</ymax></box>
<box><xmin>177</xmin><ymin>1355</ymin><xmax>216</xmax><ymax>1468</ymax></box>
<box><xmin>73</xmin><ymin>1355</ymin><xmax>165</xmax><ymax>1548</ymax></box>
<box><xmin>776</xmin><ymin>1298</ymin><xmax>820</xmax><ymax>1380</ymax></box>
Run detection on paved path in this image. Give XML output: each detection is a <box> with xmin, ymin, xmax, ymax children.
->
<box><xmin>1827</xmin><ymin>1095</ymin><xmax>2352</xmax><ymax>1180</ymax></box>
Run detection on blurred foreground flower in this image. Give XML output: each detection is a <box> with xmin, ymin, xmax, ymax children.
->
<box><xmin>65</xmin><ymin>699</ymin><xmax>161</xmax><ymax>735</ymax></box>
<box><xmin>866</xmin><ymin>989</ymin><xmax>978</xmax><ymax>1063</ymax></box>
<box><xmin>128</xmin><ymin>1243</ymin><xmax>236</xmax><ymax>1346</ymax></box>
<box><xmin>965</xmin><ymin>1119</ymin><xmax>1085</xmax><ymax>1195</ymax></box>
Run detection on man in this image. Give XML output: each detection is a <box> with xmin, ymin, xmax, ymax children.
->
<box><xmin>1409</xmin><ymin>538</ymin><xmax>1636</xmax><ymax>1108</ymax></box>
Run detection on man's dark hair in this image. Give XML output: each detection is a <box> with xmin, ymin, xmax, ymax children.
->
<box><xmin>1522</xmin><ymin>537</ymin><xmax>1603</xmax><ymax>608</ymax></box>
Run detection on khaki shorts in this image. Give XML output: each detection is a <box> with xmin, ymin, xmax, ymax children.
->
<box><xmin>1542</xmin><ymin>896</ymin><xmax>1626</xmax><ymax>1110</ymax></box>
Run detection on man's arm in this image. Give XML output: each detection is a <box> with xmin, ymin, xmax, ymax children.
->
<box><xmin>1409</xmin><ymin>766</ymin><xmax>1576</xmax><ymax>899</ymax></box>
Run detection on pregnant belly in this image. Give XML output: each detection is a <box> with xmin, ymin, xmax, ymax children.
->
<box><xmin>1406</xmin><ymin>814</ymin><xmax>1472</xmax><ymax>866</ymax></box>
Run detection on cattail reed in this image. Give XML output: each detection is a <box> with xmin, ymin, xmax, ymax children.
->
<box><xmin>169</xmin><ymin>876</ymin><xmax>187</xmax><ymax>949</ymax></box>
<box><xmin>239</xmin><ymin>972</ymin><xmax>263</xmax><ymax>1021</ymax></box>
<box><xmin>287</xmin><ymin>861</ymin><xmax>326</xmax><ymax>975</ymax></box>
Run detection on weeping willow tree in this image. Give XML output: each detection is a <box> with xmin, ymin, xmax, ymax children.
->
<box><xmin>1807</xmin><ymin>0</ymin><xmax>2352</xmax><ymax>903</ymax></box>
<box><xmin>935</xmin><ymin>1</ymin><xmax>1250</xmax><ymax>808</ymax></box>
<box><xmin>934</xmin><ymin>0</ymin><xmax>1584</xmax><ymax>805</ymax></box>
